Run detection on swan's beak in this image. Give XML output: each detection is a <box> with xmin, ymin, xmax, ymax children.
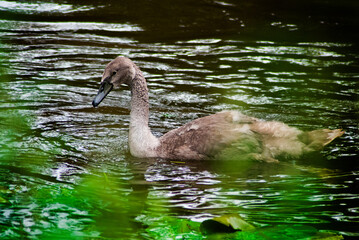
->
<box><xmin>92</xmin><ymin>78</ymin><xmax>113</xmax><ymax>107</ymax></box>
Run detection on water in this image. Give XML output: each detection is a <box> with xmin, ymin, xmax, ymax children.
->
<box><xmin>0</xmin><ymin>0</ymin><xmax>358</xmax><ymax>239</ymax></box>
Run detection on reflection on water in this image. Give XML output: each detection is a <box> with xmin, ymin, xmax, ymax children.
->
<box><xmin>0</xmin><ymin>0</ymin><xmax>96</xmax><ymax>14</ymax></box>
<box><xmin>0</xmin><ymin>0</ymin><xmax>358</xmax><ymax>239</ymax></box>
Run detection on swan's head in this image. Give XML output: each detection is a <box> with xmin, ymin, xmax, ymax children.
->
<box><xmin>92</xmin><ymin>57</ymin><xmax>136</xmax><ymax>107</ymax></box>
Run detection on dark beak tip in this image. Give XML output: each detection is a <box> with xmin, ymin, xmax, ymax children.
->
<box><xmin>92</xmin><ymin>80</ymin><xmax>113</xmax><ymax>108</ymax></box>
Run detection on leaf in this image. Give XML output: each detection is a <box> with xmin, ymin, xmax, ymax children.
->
<box><xmin>200</xmin><ymin>213</ymin><xmax>255</xmax><ymax>235</ymax></box>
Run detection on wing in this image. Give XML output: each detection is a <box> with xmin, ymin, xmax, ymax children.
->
<box><xmin>157</xmin><ymin>111</ymin><xmax>258</xmax><ymax>160</ymax></box>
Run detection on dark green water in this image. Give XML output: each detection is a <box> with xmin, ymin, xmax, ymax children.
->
<box><xmin>0</xmin><ymin>0</ymin><xmax>358</xmax><ymax>239</ymax></box>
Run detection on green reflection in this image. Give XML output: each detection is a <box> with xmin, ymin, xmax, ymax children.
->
<box><xmin>35</xmin><ymin>172</ymin><xmax>141</xmax><ymax>239</ymax></box>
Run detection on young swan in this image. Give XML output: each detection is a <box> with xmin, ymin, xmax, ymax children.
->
<box><xmin>92</xmin><ymin>57</ymin><xmax>344</xmax><ymax>162</ymax></box>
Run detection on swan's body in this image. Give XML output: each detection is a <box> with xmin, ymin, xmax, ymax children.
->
<box><xmin>92</xmin><ymin>57</ymin><xmax>344</xmax><ymax>162</ymax></box>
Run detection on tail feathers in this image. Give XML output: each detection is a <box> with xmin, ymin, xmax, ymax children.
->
<box><xmin>300</xmin><ymin>129</ymin><xmax>344</xmax><ymax>152</ymax></box>
<box><xmin>322</xmin><ymin>129</ymin><xmax>345</xmax><ymax>146</ymax></box>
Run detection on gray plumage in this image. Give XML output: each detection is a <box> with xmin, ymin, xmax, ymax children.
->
<box><xmin>92</xmin><ymin>57</ymin><xmax>344</xmax><ymax>162</ymax></box>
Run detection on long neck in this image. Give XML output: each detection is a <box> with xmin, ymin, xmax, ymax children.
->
<box><xmin>128</xmin><ymin>70</ymin><xmax>159</xmax><ymax>158</ymax></box>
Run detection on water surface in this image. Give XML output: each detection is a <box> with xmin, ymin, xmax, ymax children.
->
<box><xmin>0</xmin><ymin>0</ymin><xmax>358</xmax><ymax>239</ymax></box>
